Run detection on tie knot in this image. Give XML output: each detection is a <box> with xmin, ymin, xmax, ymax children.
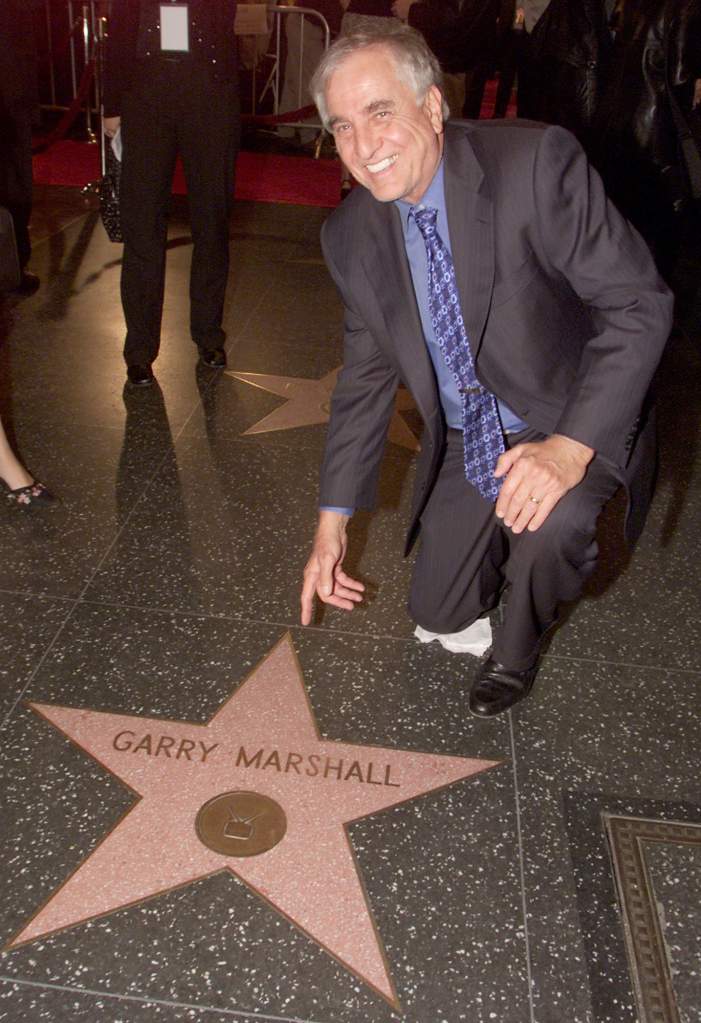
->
<box><xmin>412</xmin><ymin>205</ymin><xmax>438</xmax><ymax>240</ymax></box>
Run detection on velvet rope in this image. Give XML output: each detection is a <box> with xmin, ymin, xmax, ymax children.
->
<box><xmin>241</xmin><ymin>104</ymin><xmax>320</xmax><ymax>126</ymax></box>
<box><xmin>32</xmin><ymin>61</ymin><xmax>95</xmax><ymax>154</ymax></box>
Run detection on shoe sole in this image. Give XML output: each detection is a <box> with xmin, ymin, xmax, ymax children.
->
<box><xmin>467</xmin><ymin>697</ymin><xmax>527</xmax><ymax>719</ymax></box>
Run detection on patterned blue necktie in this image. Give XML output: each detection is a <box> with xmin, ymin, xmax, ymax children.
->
<box><xmin>413</xmin><ymin>205</ymin><xmax>504</xmax><ymax>502</ymax></box>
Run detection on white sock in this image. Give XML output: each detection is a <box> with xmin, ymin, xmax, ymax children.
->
<box><xmin>414</xmin><ymin>618</ymin><xmax>492</xmax><ymax>656</ymax></box>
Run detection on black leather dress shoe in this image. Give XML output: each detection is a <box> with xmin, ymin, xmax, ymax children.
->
<box><xmin>468</xmin><ymin>656</ymin><xmax>539</xmax><ymax>718</ymax></box>
<box><xmin>126</xmin><ymin>364</ymin><xmax>154</xmax><ymax>387</ymax></box>
<box><xmin>198</xmin><ymin>346</ymin><xmax>226</xmax><ymax>369</ymax></box>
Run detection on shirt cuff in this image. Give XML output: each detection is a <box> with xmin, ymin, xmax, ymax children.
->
<box><xmin>319</xmin><ymin>506</ymin><xmax>354</xmax><ymax>517</ymax></box>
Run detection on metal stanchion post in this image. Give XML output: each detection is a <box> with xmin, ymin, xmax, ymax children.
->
<box><xmin>252</xmin><ymin>45</ymin><xmax>257</xmax><ymax>117</ymax></box>
<box><xmin>82</xmin><ymin>4</ymin><xmax>96</xmax><ymax>141</ymax></box>
<box><xmin>68</xmin><ymin>1</ymin><xmax>78</xmax><ymax>99</ymax></box>
<box><xmin>81</xmin><ymin>6</ymin><xmax>106</xmax><ymax>194</ymax></box>
<box><xmin>273</xmin><ymin>10</ymin><xmax>282</xmax><ymax>116</ymax></box>
<box><xmin>296</xmin><ymin>14</ymin><xmax>305</xmax><ymax>115</ymax></box>
<box><xmin>97</xmin><ymin>14</ymin><xmax>106</xmax><ymax>176</ymax></box>
<box><xmin>45</xmin><ymin>0</ymin><xmax>57</xmax><ymax>107</ymax></box>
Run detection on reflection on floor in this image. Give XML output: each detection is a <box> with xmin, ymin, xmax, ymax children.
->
<box><xmin>0</xmin><ymin>185</ymin><xmax>699</xmax><ymax>1023</ymax></box>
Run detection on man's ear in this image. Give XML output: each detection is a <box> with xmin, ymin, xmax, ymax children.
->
<box><xmin>424</xmin><ymin>85</ymin><xmax>445</xmax><ymax>133</ymax></box>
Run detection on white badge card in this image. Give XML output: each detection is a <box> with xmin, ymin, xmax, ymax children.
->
<box><xmin>160</xmin><ymin>4</ymin><xmax>189</xmax><ymax>52</ymax></box>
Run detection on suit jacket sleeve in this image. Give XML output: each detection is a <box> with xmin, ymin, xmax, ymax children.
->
<box><xmin>102</xmin><ymin>0</ymin><xmax>139</xmax><ymax>118</ymax></box>
<box><xmin>530</xmin><ymin>125</ymin><xmax>672</xmax><ymax>462</ymax></box>
<box><xmin>318</xmin><ymin>223</ymin><xmax>401</xmax><ymax>511</ymax></box>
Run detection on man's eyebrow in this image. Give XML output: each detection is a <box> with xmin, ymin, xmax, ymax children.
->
<box><xmin>327</xmin><ymin>99</ymin><xmax>396</xmax><ymax>129</ymax></box>
<box><xmin>365</xmin><ymin>99</ymin><xmax>396</xmax><ymax>115</ymax></box>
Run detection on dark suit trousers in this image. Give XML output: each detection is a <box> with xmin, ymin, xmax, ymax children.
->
<box><xmin>408</xmin><ymin>428</ymin><xmax>620</xmax><ymax>670</ymax></box>
<box><xmin>119</xmin><ymin>62</ymin><xmax>240</xmax><ymax>365</ymax></box>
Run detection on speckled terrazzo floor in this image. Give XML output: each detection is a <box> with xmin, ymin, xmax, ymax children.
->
<box><xmin>0</xmin><ymin>185</ymin><xmax>699</xmax><ymax>1023</ymax></box>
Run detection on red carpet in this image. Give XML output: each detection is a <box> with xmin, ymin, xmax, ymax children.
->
<box><xmin>32</xmin><ymin>144</ymin><xmax>343</xmax><ymax>208</ymax></box>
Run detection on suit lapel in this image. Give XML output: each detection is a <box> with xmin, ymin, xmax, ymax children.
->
<box><xmin>444</xmin><ymin>125</ymin><xmax>495</xmax><ymax>363</ymax></box>
<box><xmin>362</xmin><ymin>202</ymin><xmax>438</xmax><ymax>426</ymax></box>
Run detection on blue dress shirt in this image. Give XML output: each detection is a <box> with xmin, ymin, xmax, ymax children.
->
<box><xmin>321</xmin><ymin>160</ymin><xmax>526</xmax><ymax>517</ymax></box>
<box><xmin>396</xmin><ymin>160</ymin><xmax>526</xmax><ymax>434</ymax></box>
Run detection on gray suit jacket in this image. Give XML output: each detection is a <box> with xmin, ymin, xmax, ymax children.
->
<box><xmin>319</xmin><ymin>120</ymin><xmax>673</xmax><ymax>549</ymax></box>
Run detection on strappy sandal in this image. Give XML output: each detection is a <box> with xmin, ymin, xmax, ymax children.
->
<box><xmin>2</xmin><ymin>480</ymin><xmax>56</xmax><ymax>508</ymax></box>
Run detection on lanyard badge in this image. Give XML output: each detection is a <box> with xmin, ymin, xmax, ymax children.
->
<box><xmin>160</xmin><ymin>3</ymin><xmax>189</xmax><ymax>52</ymax></box>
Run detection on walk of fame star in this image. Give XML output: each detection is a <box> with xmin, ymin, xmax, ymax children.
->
<box><xmin>227</xmin><ymin>367</ymin><xmax>420</xmax><ymax>451</ymax></box>
<box><xmin>7</xmin><ymin>635</ymin><xmax>498</xmax><ymax>1009</ymax></box>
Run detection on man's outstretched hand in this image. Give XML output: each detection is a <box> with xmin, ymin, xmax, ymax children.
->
<box><xmin>494</xmin><ymin>433</ymin><xmax>595</xmax><ymax>533</ymax></box>
<box><xmin>300</xmin><ymin>511</ymin><xmax>365</xmax><ymax>625</ymax></box>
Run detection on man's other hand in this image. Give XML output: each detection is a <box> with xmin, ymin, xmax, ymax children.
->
<box><xmin>300</xmin><ymin>511</ymin><xmax>365</xmax><ymax>625</ymax></box>
<box><xmin>103</xmin><ymin>116</ymin><xmax>121</xmax><ymax>138</ymax></box>
<box><xmin>494</xmin><ymin>434</ymin><xmax>595</xmax><ymax>533</ymax></box>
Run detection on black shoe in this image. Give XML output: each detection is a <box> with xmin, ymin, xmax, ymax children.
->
<box><xmin>12</xmin><ymin>271</ymin><xmax>40</xmax><ymax>295</ymax></box>
<box><xmin>126</xmin><ymin>364</ymin><xmax>154</xmax><ymax>387</ymax></box>
<box><xmin>198</xmin><ymin>346</ymin><xmax>226</xmax><ymax>369</ymax></box>
<box><xmin>468</xmin><ymin>656</ymin><xmax>539</xmax><ymax>718</ymax></box>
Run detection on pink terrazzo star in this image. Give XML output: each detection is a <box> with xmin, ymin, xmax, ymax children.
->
<box><xmin>8</xmin><ymin>634</ymin><xmax>498</xmax><ymax>1008</ymax></box>
<box><xmin>227</xmin><ymin>367</ymin><xmax>421</xmax><ymax>451</ymax></box>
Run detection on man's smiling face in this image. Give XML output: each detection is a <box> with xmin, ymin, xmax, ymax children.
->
<box><xmin>325</xmin><ymin>45</ymin><xmax>444</xmax><ymax>205</ymax></box>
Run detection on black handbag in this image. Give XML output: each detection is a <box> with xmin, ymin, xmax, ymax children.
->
<box><xmin>99</xmin><ymin>143</ymin><xmax>123</xmax><ymax>242</ymax></box>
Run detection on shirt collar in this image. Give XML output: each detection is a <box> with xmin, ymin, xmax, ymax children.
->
<box><xmin>395</xmin><ymin>159</ymin><xmax>446</xmax><ymax>228</ymax></box>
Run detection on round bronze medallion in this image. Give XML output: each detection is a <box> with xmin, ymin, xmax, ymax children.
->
<box><xmin>195</xmin><ymin>790</ymin><xmax>287</xmax><ymax>857</ymax></box>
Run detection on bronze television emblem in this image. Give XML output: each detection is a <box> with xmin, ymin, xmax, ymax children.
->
<box><xmin>195</xmin><ymin>790</ymin><xmax>287</xmax><ymax>857</ymax></box>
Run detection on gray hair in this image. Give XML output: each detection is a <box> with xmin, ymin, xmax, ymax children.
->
<box><xmin>310</xmin><ymin>21</ymin><xmax>449</xmax><ymax>129</ymax></box>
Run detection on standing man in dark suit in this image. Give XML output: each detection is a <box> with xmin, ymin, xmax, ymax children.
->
<box><xmin>103</xmin><ymin>0</ymin><xmax>240</xmax><ymax>387</ymax></box>
<box><xmin>299</xmin><ymin>22</ymin><xmax>672</xmax><ymax>717</ymax></box>
<box><xmin>0</xmin><ymin>0</ymin><xmax>41</xmax><ymax>294</ymax></box>
<box><xmin>392</xmin><ymin>0</ymin><xmax>505</xmax><ymax>119</ymax></box>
